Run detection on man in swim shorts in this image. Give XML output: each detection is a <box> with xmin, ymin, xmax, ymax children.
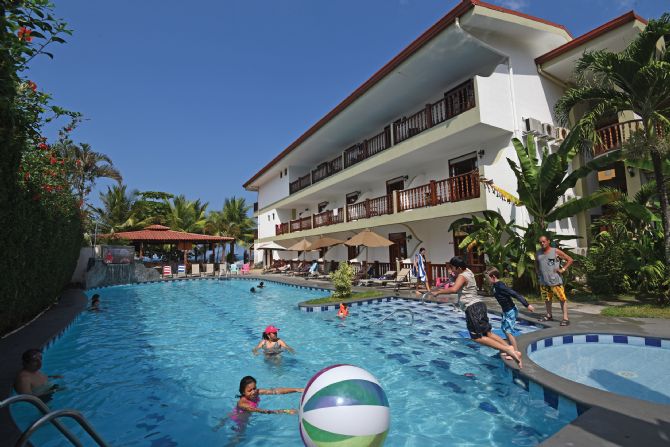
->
<box><xmin>536</xmin><ymin>235</ymin><xmax>573</xmax><ymax>326</ymax></box>
<box><xmin>14</xmin><ymin>349</ymin><xmax>62</xmax><ymax>398</ymax></box>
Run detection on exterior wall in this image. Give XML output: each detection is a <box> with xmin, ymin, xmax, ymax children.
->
<box><xmin>257</xmin><ymin>168</ymin><xmax>289</xmax><ymax>208</ymax></box>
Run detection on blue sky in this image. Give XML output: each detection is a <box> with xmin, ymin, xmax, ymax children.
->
<box><xmin>28</xmin><ymin>0</ymin><xmax>668</xmax><ymax>212</ymax></box>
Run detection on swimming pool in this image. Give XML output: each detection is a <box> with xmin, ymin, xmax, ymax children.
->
<box><xmin>12</xmin><ymin>279</ymin><xmax>573</xmax><ymax>446</ymax></box>
<box><xmin>528</xmin><ymin>334</ymin><xmax>670</xmax><ymax>405</ymax></box>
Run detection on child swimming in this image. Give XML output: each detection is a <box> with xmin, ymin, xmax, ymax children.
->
<box><xmin>252</xmin><ymin>326</ymin><xmax>295</xmax><ymax>356</ymax></box>
<box><xmin>215</xmin><ymin>376</ymin><xmax>303</xmax><ymax>432</ymax></box>
<box><xmin>337</xmin><ymin>303</ymin><xmax>349</xmax><ymax>318</ymax></box>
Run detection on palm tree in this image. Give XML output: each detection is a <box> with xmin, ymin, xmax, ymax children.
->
<box><xmin>161</xmin><ymin>195</ymin><xmax>208</xmax><ymax>233</ymax></box>
<box><xmin>59</xmin><ymin>142</ymin><xmax>122</xmax><ymax>204</ymax></box>
<box><xmin>91</xmin><ymin>184</ymin><xmax>150</xmax><ymax>233</ymax></box>
<box><xmin>555</xmin><ymin>14</ymin><xmax>670</xmax><ymax>265</ymax></box>
<box><xmin>206</xmin><ymin>197</ymin><xmax>255</xmax><ymax>262</ymax></box>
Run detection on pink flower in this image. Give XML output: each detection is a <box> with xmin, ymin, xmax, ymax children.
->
<box><xmin>18</xmin><ymin>27</ymin><xmax>32</xmax><ymax>42</ymax></box>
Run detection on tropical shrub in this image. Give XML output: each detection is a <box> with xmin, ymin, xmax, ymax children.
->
<box><xmin>330</xmin><ymin>262</ymin><xmax>354</xmax><ymax>298</ymax></box>
<box><xmin>583</xmin><ymin>233</ymin><xmax>633</xmax><ymax>295</ymax></box>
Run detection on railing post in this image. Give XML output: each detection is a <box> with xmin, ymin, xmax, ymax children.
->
<box><xmin>425</xmin><ymin>103</ymin><xmax>433</xmax><ymax>128</ymax></box>
<box><xmin>344</xmin><ymin>204</ymin><xmax>349</xmax><ymax>223</ymax></box>
<box><xmin>393</xmin><ymin>119</ymin><xmax>400</xmax><ymax>145</ymax></box>
<box><xmin>365</xmin><ymin>199</ymin><xmax>370</xmax><ymax>219</ymax></box>
<box><xmin>429</xmin><ymin>180</ymin><xmax>437</xmax><ymax>206</ymax></box>
<box><xmin>396</xmin><ymin>190</ymin><xmax>402</xmax><ymax>213</ymax></box>
<box><xmin>391</xmin><ymin>190</ymin><xmax>399</xmax><ymax>214</ymax></box>
<box><xmin>311</xmin><ymin>214</ymin><xmax>315</xmax><ymax>230</ymax></box>
<box><xmin>363</xmin><ymin>139</ymin><xmax>369</xmax><ymax>158</ymax></box>
<box><xmin>426</xmin><ymin>261</ymin><xmax>433</xmax><ymax>287</ymax></box>
<box><xmin>384</xmin><ymin>125</ymin><xmax>391</xmax><ymax>148</ymax></box>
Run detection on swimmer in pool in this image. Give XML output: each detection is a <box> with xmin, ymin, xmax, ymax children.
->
<box><xmin>257</xmin><ymin>282</ymin><xmax>265</xmax><ymax>289</ymax></box>
<box><xmin>214</xmin><ymin>376</ymin><xmax>303</xmax><ymax>432</ymax></box>
<box><xmin>252</xmin><ymin>326</ymin><xmax>295</xmax><ymax>356</ymax></box>
<box><xmin>14</xmin><ymin>349</ymin><xmax>62</xmax><ymax>399</ymax></box>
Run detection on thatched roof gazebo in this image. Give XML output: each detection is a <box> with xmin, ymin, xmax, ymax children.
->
<box><xmin>106</xmin><ymin>225</ymin><xmax>234</xmax><ymax>266</ymax></box>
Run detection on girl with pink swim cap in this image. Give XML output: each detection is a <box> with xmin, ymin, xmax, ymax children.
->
<box><xmin>252</xmin><ymin>325</ymin><xmax>295</xmax><ymax>356</ymax></box>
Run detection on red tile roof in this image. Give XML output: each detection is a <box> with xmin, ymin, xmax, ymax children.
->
<box><xmin>536</xmin><ymin>11</ymin><xmax>647</xmax><ymax>65</ymax></box>
<box><xmin>243</xmin><ymin>0</ymin><xmax>570</xmax><ymax>189</ymax></box>
<box><xmin>103</xmin><ymin>225</ymin><xmax>234</xmax><ymax>243</ymax></box>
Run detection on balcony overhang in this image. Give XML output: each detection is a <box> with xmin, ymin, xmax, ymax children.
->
<box><xmin>536</xmin><ymin>12</ymin><xmax>647</xmax><ymax>84</ymax></box>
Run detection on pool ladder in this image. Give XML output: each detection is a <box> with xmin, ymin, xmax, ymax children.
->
<box><xmin>0</xmin><ymin>394</ymin><xmax>110</xmax><ymax>447</ymax></box>
<box><xmin>375</xmin><ymin>308</ymin><xmax>415</xmax><ymax>325</ymax></box>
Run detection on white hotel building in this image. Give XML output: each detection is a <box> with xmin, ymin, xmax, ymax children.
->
<box><xmin>244</xmin><ymin>0</ymin><xmax>648</xmax><ymax>280</ymax></box>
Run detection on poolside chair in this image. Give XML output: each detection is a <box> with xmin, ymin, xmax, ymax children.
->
<box><xmin>177</xmin><ymin>265</ymin><xmax>186</xmax><ymax>278</ymax></box>
<box><xmin>191</xmin><ymin>264</ymin><xmax>202</xmax><ymax>277</ymax></box>
<box><xmin>275</xmin><ymin>264</ymin><xmax>291</xmax><ymax>274</ymax></box>
<box><xmin>229</xmin><ymin>263</ymin><xmax>239</xmax><ymax>275</ymax></box>
<box><xmin>204</xmin><ymin>263</ymin><xmax>215</xmax><ymax>276</ymax></box>
<box><xmin>363</xmin><ymin>270</ymin><xmax>397</xmax><ymax>287</ymax></box>
<box><xmin>301</xmin><ymin>262</ymin><xmax>320</xmax><ymax>278</ymax></box>
<box><xmin>217</xmin><ymin>263</ymin><xmax>228</xmax><ymax>277</ymax></box>
<box><xmin>162</xmin><ymin>265</ymin><xmax>173</xmax><ymax>278</ymax></box>
<box><xmin>241</xmin><ymin>263</ymin><xmax>250</xmax><ymax>275</ymax></box>
<box><xmin>384</xmin><ymin>268</ymin><xmax>411</xmax><ymax>291</ymax></box>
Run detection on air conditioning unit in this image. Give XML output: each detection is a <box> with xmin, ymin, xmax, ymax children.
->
<box><xmin>572</xmin><ymin>247</ymin><xmax>588</xmax><ymax>257</ymax></box>
<box><xmin>542</xmin><ymin>123</ymin><xmax>554</xmax><ymax>138</ymax></box>
<box><xmin>554</xmin><ymin>126</ymin><xmax>570</xmax><ymax>141</ymax></box>
<box><xmin>523</xmin><ymin>117</ymin><xmax>543</xmax><ymax>135</ymax></box>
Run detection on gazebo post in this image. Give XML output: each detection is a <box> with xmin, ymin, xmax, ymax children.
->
<box><xmin>183</xmin><ymin>248</ymin><xmax>187</xmax><ymax>267</ymax></box>
<box><xmin>139</xmin><ymin>242</ymin><xmax>143</xmax><ymax>259</ymax></box>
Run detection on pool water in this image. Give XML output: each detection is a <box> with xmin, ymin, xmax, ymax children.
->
<box><xmin>529</xmin><ymin>340</ymin><xmax>670</xmax><ymax>405</ymax></box>
<box><xmin>13</xmin><ymin>280</ymin><xmax>572</xmax><ymax>446</ymax></box>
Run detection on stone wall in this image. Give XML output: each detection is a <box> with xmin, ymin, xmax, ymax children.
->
<box><xmin>85</xmin><ymin>260</ymin><xmax>160</xmax><ymax>289</ymax></box>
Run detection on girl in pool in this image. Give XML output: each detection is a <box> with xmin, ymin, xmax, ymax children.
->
<box><xmin>252</xmin><ymin>326</ymin><xmax>295</xmax><ymax>356</ymax></box>
<box><xmin>215</xmin><ymin>376</ymin><xmax>303</xmax><ymax>432</ymax></box>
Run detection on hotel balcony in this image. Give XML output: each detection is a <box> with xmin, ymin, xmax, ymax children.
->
<box><xmin>594</xmin><ymin>119</ymin><xmax>664</xmax><ymax>157</ymax></box>
<box><xmin>275</xmin><ymin>171</ymin><xmax>480</xmax><ymax>236</ymax></box>
<box><xmin>288</xmin><ymin>79</ymin><xmax>477</xmax><ymax>196</ymax></box>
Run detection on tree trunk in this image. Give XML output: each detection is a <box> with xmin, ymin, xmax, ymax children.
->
<box><xmin>650</xmin><ymin>150</ymin><xmax>670</xmax><ymax>267</ymax></box>
<box><xmin>229</xmin><ymin>240</ymin><xmax>235</xmax><ymax>262</ymax></box>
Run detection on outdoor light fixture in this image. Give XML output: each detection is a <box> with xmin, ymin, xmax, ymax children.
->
<box><xmin>478</xmin><ymin>149</ymin><xmax>486</xmax><ymax>159</ymax></box>
<box><xmin>406</xmin><ymin>234</ymin><xmax>413</xmax><ymax>240</ymax></box>
<box><xmin>627</xmin><ymin>166</ymin><xmax>636</xmax><ymax>177</ymax></box>
<box><xmin>403</xmin><ymin>175</ymin><xmax>409</xmax><ymax>180</ymax></box>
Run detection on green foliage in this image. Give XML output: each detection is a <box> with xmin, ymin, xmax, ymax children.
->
<box><xmin>206</xmin><ymin>197</ymin><xmax>256</xmax><ymax>261</ymax></box>
<box><xmin>0</xmin><ymin>1</ymin><xmax>83</xmax><ymax>335</ymax></box>
<box><xmin>329</xmin><ymin>262</ymin><xmax>354</xmax><ymax>298</ymax></box>
<box><xmin>583</xmin><ymin>233</ymin><xmax>632</xmax><ymax>295</ymax></box>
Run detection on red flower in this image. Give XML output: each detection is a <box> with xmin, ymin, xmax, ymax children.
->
<box><xmin>18</xmin><ymin>27</ymin><xmax>32</xmax><ymax>42</ymax></box>
<box><xmin>24</xmin><ymin>172</ymin><xmax>30</xmax><ymax>181</ymax></box>
<box><xmin>27</xmin><ymin>81</ymin><xmax>37</xmax><ymax>92</ymax></box>
<box><xmin>75</xmin><ymin>159</ymin><xmax>82</xmax><ymax>167</ymax></box>
<box><xmin>45</xmin><ymin>185</ymin><xmax>53</xmax><ymax>192</ymax></box>
<box><xmin>65</xmin><ymin>127</ymin><xmax>72</xmax><ymax>132</ymax></box>
<box><xmin>50</xmin><ymin>156</ymin><xmax>56</xmax><ymax>165</ymax></box>
<box><xmin>60</xmin><ymin>159</ymin><xmax>65</xmax><ymax>165</ymax></box>
<box><xmin>38</xmin><ymin>142</ymin><xmax>48</xmax><ymax>150</ymax></box>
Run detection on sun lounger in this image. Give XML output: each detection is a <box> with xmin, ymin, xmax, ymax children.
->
<box><xmin>361</xmin><ymin>270</ymin><xmax>397</xmax><ymax>287</ymax></box>
<box><xmin>191</xmin><ymin>264</ymin><xmax>202</xmax><ymax>277</ymax></box>
<box><xmin>204</xmin><ymin>263</ymin><xmax>215</xmax><ymax>276</ymax></box>
<box><xmin>272</xmin><ymin>264</ymin><xmax>291</xmax><ymax>274</ymax></box>
<box><xmin>217</xmin><ymin>263</ymin><xmax>228</xmax><ymax>277</ymax></box>
<box><xmin>177</xmin><ymin>265</ymin><xmax>186</xmax><ymax>278</ymax></box>
<box><xmin>381</xmin><ymin>268</ymin><xmax>411</xmax><ymax>291</ymax></box>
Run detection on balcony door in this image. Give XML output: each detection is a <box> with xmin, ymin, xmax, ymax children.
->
<box><xmin>449</xmin><ymin>153</ymin><xmax>477</xmax><ymax>177</ymax></box>
<box><xmin>386</xmin><ymin>177</ymin><xmax>405</xmax><ymax>195</ymax></box>
<box><xmin>388</xmin><ymin>232</ymin><xmax>407</xmax><ymax>264</ymax></box>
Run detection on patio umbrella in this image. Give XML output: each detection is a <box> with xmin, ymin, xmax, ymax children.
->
<box><xmin>255</xmin><ymin>241</ymin><xmax>287</xmax><ymax>250</ymax></box>
<box><xmin>309</xmin><ymin>236</ymin><xmax>345</xmax><ymax>250</ymax></box>
<box><xmin>286</xmin><ymin>238</ymin><xmax>314</xmax><ymax>261</ymax></box>
<box><xmin>344</xmin><ymin>229</ymin><xmax>394</xmax><ymax>265</ymax></box>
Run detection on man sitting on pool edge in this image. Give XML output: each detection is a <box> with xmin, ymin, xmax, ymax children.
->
<box><xmin>14</xmin><ymin>349</ymin><xmax>63</xmax><ymax>399</ymax></box>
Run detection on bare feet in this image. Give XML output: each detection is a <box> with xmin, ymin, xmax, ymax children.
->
<box><xmin>505</xmin><ymin>346</ymin><xmax>523</xmax><ymax>369</ymax></box>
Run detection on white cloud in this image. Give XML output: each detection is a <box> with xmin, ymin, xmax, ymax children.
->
<box><xmin>494</xmin><ymin>0</ymin><xmax>531</xmax><ymax>11</ymax></box>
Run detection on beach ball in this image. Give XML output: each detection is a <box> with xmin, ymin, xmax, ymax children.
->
<box><xmin>299</xmin><ymin>364</ymin><xmax>390</xmax><ymax>446</ymax></box>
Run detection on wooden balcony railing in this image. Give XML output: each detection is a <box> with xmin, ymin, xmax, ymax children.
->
<box><xmin>289</xmin><ymin>173</ymin><xmax>311</xmax><ymax>194</ymax></box>
<box><xmin>289</xmin><ymin>216</ymin><xmax>312</xmax><ymax>232</ymax></box>
<box><xmin>594</xmin><ymin>120</ymin><xmax>664</xmax><ymax>156</ymax></box>
<box><xmin>394</xmin><ymin>79</ymin><xmax>476</xmax><ymax>145</ymax></box>
<box><xmin>275</xmin><ymin>222</ymin><xmax>289</xmax><ymax>236</ymax></box>
<box><xmin>313</xmin><ymin>207</ymin><xmax>344</xmax><ymax>228</ymax></box>
<box><xmin>312</xmin><ymin>155</ymin><xmax>344</xmax><ymax>184</ymax></box>
<box><xmin>347</xmin><ymin>194</ymin><xmax>393</xmax><ymax>221</ymax></box>
<box><xmin>397</xmin><ymin>171</ymin><xmax>479</xmax><ymax>212</ymax></box>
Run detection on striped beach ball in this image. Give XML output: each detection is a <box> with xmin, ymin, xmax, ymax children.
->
<box><xmin>299</xmin><ymin>364</ymin><xmax>390</xmax><ymax>446</ymax></box>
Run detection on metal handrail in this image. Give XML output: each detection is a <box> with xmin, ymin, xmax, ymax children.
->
<box><xmin>0</xmin><ymin>394</ymin><xmax>82</xmax><ymax>447</ymax></box>
<box><xmin>375</xmin><ymin>308</ymin><xmax>414</xmax><ymax>325</ymax></box>
<box><xmin>16</xmin><ymin>408</ymin><xmax>110</xmax><ymax>447</ymax></box>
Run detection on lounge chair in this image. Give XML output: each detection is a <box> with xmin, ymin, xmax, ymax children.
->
<box><xmin>362</xmin><ymin>270</ymin><xmax>397</xmax><ymax>287</ymax></box>
<box><xmin>300</xmin><ymin>262</ymin><xmax>319</xmax><ymax>278</ymax></box>
<box><xmin>274</xmin><ymin>264</ymin><xmax>291</xmax><ymax>274</ymax></box>
<box><xmin>177</xmin><ymin>265</ymin><xmax>186</xmax><ymax>278</ymax></box>
<box><xmin>204</xmin><ymin>263</ymin><xmax>215</xmax><ymax>276</ymax></box>
<box><xmin>383</xmin><ymin>268</ymin><xmax>411</xmax><ymax>291</ymax></box>
<box><xmin>230</xmin><ymin>263</ymin><xmax>239</xmax><ymax>275</ymax></box>
<box><xmin>217</xmin><ymin>263</ymin><xmax>228</xmax><ymax>277</ymax></box>
<box><xmin>241</xmin><ymin>263</ymin><xmax>250</xmax><ymax>275</ymax></box>
<box><xmin>191</xmin><ymin>264</ymin><xmax>202</xmax><ymax>277</ymax></box>
<box><xmin>289</xmin><ymin>263</ymin><xmax>310</xmax><ymax>276</ymax></box>
<box><xmin>162</xmin><ymin>265</ymin><xmax>173</xmax><ymax>278</ymax></box>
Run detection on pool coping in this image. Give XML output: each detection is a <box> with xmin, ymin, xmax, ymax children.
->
<box><xmin>3</xmin><ymin>278</ymin><xmax>669</xmax><ymax>446</ymax></box>
<box><xmin>501</xmin><ymin>318</ymin><xmax>670</xmax><ymax>446</ymax></box>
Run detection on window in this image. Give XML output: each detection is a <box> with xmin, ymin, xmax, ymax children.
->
<box><xmin>346</xmin><ymin>192</ymin><xmax>360</xmax><ymax>205</ymax></box>
<box><xmin>272</xmin><ymin>213</ymin><xmax>275</xmax><ymax>220</ymax></box>
<box><xmin>386</xmin><ymin>177</ymin><xmax>405</xmax><ymax>195</ymax></box>
<box><xmin>449</xmin><ymin>153</ymin><xmax>478</xmax><ymax>177</ymax></box>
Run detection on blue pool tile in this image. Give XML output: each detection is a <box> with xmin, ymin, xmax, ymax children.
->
<box><xmin>543</xmin><ymin>388</ymin><xmax>559</xmax><ymax>409</ymax></box>
<box><xmin>562</xmin><ymin>335</ymin><xmax>573</xmax><ymax>344</ymax></box>
<box><xmin>544</xmin><ymin>338</ymin><xmax>553</xmax><ymax>348</ymax></box>
<box><xmin>645</xmin><ymin>337</ymin><xmax>662</xmax><ymax>347</ymax></box>
<box><xmin>613</xmin><ymin>335</ymin><xmax>628</xmax><ymax>344</ymax></box>
<box><xmin>531</xmin><ymin>342</ymin><xmax>537</xmax><ymax>352</ymax></box>
<box><xmin>586</xmin><ymin>334</ymin><xmax>599</xmax><ymax>343</ymax></box>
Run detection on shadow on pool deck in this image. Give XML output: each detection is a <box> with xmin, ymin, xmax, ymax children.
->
<box><xmin>1</xmin><ymin>277</ymin><xmax>669</xmax><ymax>446</ymax></box>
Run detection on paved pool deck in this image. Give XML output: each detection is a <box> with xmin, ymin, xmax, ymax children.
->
<box><xmin>1</xmin><ymin>277</ymin><xmax>668</xmax><ymax>446</ymax></box>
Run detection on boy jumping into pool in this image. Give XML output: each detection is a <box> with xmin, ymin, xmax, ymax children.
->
<box><xmin>484</xmin><ymin>267</ymin><xmax>535</xmax><ymax>360</ymax></box>
<box><xmin>430</xmin><ymin>257</ymin><xmax>523</xmax><ymax>368</ymax></box>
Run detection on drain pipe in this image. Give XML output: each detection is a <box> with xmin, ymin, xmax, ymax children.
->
<box><xmin>455</xmin><ymin>17</ymin><xmax>520</xmax><ymax>138</ymax></box>
<box><xmin>537</xmin><ymin>64</ymin><xmax>569</xmax><ymax>89</ymax></box>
